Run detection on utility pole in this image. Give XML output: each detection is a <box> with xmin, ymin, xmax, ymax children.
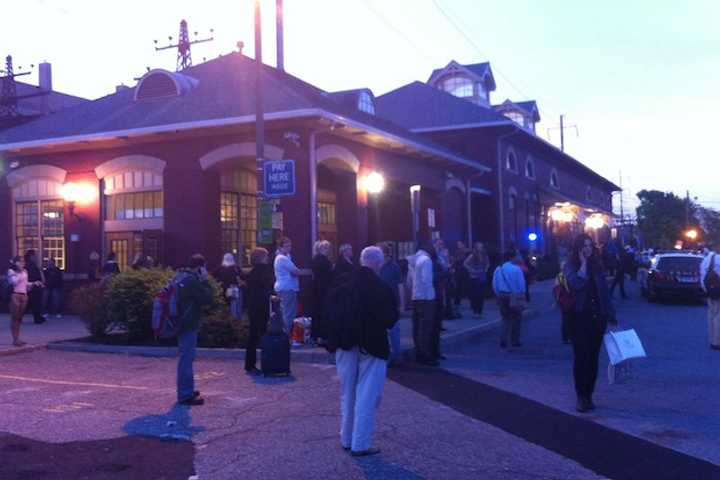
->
<box><xmin>546</xmin><ymin>114</ymin><xmax>578</xmax><ymax>152</ymax></box>
<box><xmin>276</xmin><ymin>0</ymin><xmax>284</xmax><ymax>71</ymax></box>
<box><xmin>154</xmin><ymin>20</ymin><xmax>214</xmax><ymax>71</ymax></box>
<box><xmin>686</xmin><ymin>190</ymin><xmax>690</xmax><ymax>229</ymax></box>
<box><xmin>255</xmin><ymin>0</ymin><xmax>265</xmax><ymax>199</ymax></box>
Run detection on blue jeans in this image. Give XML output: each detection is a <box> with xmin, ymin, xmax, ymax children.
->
<box><xmin>177</xmin><ymin>329</ymin><xmax>198</xmax><ymax>402</ymax></box>
<box><xmin>278</xmin><ymin>290</ymin><xmax>297</xmax><ymax>335</ymax></box>
<box><xmin>44</xmin><ymin>288</ymin><xmax>63</xmax><ymax>315</ymax></box>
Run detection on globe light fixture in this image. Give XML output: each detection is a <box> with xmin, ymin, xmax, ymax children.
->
<box><xmin>528</xmin><ymin>232</ymin><xmax>538</xmax><ymax>242</ymax></box>
<box><xmin>363</xmin><ymin>171</ymin><xmax>385</xmax><ymax>195</ymax></box>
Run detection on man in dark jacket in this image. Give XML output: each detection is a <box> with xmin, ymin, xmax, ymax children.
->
<box><xmin>24</xmin><ymin>250</ymin><xmax>46</xmax><ymax>324</ymax></box>
<box><xmin>176</xmin><ymin>254</ymin><xmax>214</xmax><ymax>406</ymax></box>
<box><xmin>328</xmin><ymin>246</ymin><xmax>398</xmax><ymax>457</ymax></box>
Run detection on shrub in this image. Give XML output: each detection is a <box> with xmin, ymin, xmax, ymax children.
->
<box><xmin>104</xmin><ymin>268</ymin><xmax>175</xmax><ymax>341</ymax></box>
<box><xmin>199</xmin><ymin>309</ymin><xmax>248</xmax><ymax>348</ymax></box>
<box><xmin>71</xmin><ymin>282</ymin><xmax>111</xmax><ymax>337</ymax></box>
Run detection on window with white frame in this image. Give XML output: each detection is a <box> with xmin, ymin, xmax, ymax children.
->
<box><xmin>220</xmin><ymin>169</ymin><xmax>257</xmax><ymax>259</ymax></box>
<box><xmin>13</xmin><ymin>179</ymin><xmax>66</xmax><ymax>270</ymax></box>
<box><xmin>357</xmin><ymin>91</ymin><xmax>375</xmax><ymax>115</ymax></box>
<box><xmin>550</xmin><ymin>169</ymin><xmax>559</xmax><ymax>189</ymax></box>
<box><xmin>103</xmin><ymin>169</ymin><xmax>164</xmax><ymax>221</ymax></box>
<box><xmin>506</xmin><ymin>150</ymin><xmax>518</xmax><ymax>172</ymax></box>
<box><xmin>504</xmin><ymin>111</ymin><xmax>525</xmax><ymax>127</ymax></box>
<box><xmin>441</xmin><ymin>75</ymin><xmax>473</xmax><ymax>98</ymax></box>
<box><xmin>525</xmin><ymin>158</ymin><xmax>535</xmax><ymax>179</ymax></box>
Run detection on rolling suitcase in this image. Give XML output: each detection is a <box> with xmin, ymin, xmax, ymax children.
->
<box><xmin>261</xmin><ymin>298</ymin><xmax>291</xmax><ymax>377</ymax></box>
<box><xmin>261</xmin><ymin>332</ymin><xmax>291</xmax><ymax>377</ymax></box>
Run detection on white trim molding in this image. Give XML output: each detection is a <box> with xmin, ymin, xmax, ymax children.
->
<box><xmin>6</xmin><ymin>164</ymin><xmax>67</xmax><ymax>188</ymax></box>
<box><xmin>104</xmin><ymin>218</ymin><xmax>164</xmax><ymax>233</ymax></box>
<box><xmin>94</xmin><ymin>155</ymin><xmax>167</xmax><ymax>179</ymax></box>
<box><xmin>199</xmin><ymin>142</ymin><xmax>285</xmax><ymax>170</ymax></box>
<box><xmin>315</xmin><ymin>144</ymin><xmax>360</xmax><ymax>173</ymax></box>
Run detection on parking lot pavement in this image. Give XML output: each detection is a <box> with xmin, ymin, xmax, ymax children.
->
<box><xmin>0</xmin><ymin>315</ymin><xmax>86</xmax><ymax>355</ymax></box>
<box><xmin>0</xmin><ymin>350</ymin><xmax>607</xmax><ymax>480</ymax></box>
<box><xmin>442</xmin><ymin>281</ymin><xmax>720</xmax><ymax>467</ymax></box>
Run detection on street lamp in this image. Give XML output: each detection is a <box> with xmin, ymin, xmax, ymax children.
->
<box><xmin>61</xmin><ymin>182</ymin><xmax>96</xmax><ymax>220</ymax></box>
<box><xmin>684</xmin><ymin>229</ymin><xmax>698</xmax><ymax>241</ymax></box>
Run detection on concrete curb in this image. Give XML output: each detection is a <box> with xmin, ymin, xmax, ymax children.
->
<box><xmin>47</xmin><ymin>318</ymin><xmax>503</xmax><ymax>364</ymax></box>
<box><xmin>0</xmin><ymin>344</ymin><xmax>47</xmax><ymax>357</ymax></box>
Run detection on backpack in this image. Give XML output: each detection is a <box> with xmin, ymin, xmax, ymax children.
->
<box><xmin>152</xmin><ymin>272</ymin><xmax>190</xmax><ymax>339</ymax></box>
<box><xmin>553</xmin><ymin>272</ymin><xmax>576</xmax><ymax>313</ymax></box>
<box><xmin>324</xmin><ymin>273</ymin><xmax>362</xmax><ymax>353</ymax></box>
<box><xmin>705</xmin><ymin>254</ymin><xmax>720</xmax><ymax>300</ymax></box>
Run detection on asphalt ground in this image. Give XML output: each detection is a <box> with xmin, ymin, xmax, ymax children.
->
<box><xmin>0</xmin><ymin>280</ymin><xmax>717</xmax><ymax>479</ymax></box>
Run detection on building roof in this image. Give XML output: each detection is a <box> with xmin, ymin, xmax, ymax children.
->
<box><xmin>376</xmin><ymin>81</ymin><xmax>512</xmax><ymax>131</ymax></box>
<box><xmin>0</xmin><ymin>53</ymin><xmax>489</xmax><ymax>172</ymax></box>
<box><xmin>427</xmin><ymin>61</ymin><xmax>496</xmax><ymax>91</ymax></box>
<box><xmin>493</xmin><ymin>99</ymin><xmax>541</xmax><ymax>123</ymax></box>
<box><xmin>13</xmin><ymin>81</ymin><xmax>88</xmax><ymax>116</ymax></box>
<box><xmin>376</xmin><ymin>81</ymin><xmax>618</xmax><ymax>191</ymax></box>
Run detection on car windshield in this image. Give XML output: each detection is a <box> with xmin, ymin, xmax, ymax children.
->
<box><xmin>656</xmin><ymin>257</ymin><xmax>701</xmax><ymax>272</ymax></box>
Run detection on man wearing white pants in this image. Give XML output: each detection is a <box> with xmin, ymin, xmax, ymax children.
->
<box><xmin>328</xmin><ymin>246</ymin><xmax>399</xmax><ymax>457</ymax></box>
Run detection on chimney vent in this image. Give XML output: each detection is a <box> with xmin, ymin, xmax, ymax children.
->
<box><xmin>116</xmin><ymin>84</ymin><xmax>130</xmax><ymax>93</ymax></box>
<box><xmin>39</xmin><ymin>62</ymin><xmax>52</xmax><ymax>91</ymax></box>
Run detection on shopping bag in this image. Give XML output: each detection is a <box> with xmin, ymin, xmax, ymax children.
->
<box><xmin>604</xmin><ymin>329</ymin><xmax>646</xmax><ymax>366</ymax></box>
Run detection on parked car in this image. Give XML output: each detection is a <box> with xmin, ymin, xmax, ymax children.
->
<box><xmin>641</xmin><ymin>253</ymin><xmax>705</xmax><ymax>302</ymax></box>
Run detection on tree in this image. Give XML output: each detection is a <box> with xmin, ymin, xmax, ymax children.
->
<box><xmin>698</xmin><ymin>207</ymin><xmax>720</xmax><ymax>246</ymax></box>
<box><xmin>635</xmin><ymin>190</ymin><xmax>701</xmax><ymax>249</ymax></box>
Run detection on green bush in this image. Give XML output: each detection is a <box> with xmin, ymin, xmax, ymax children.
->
<box><xmin>72</xmin><ymin>268</ymin><xmax>248</xmax><ymax>347</ymax></box>
<box><xmin>105</xmin><ymin>268</ymin><xmax>175</xmax><ymax>341</ymax></box>
<box><xmin>71</xmin><ymin>282</ymin><xmax>111</xmax><ymax>337</ymax></box>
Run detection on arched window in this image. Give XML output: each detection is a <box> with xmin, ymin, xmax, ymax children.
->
<box><xmin>220</xmin><ymin>169</ymin><xmax>257</xmax><ymax>263</ymax></box>
<box><xmin>506</xmin><ymin>150</ymin><xmax>518</xmax><ymax>173</ymax></box>
<box><xmin>550</xmin><ymin>169</ymin><xmax>559</xmax><ymax>189</ymax></box>
<box><xmin>508</xmin><ymin>188</ymin><xmax>518</xmax><ymax>210</ymax></box>
<box><xmin>357</xmin><ymin>91</ymin><xmax>375</xmax><ymax>115</ymax></box>
<box><xmin>504</xmin><ymin>111</ymin><xmax>525</xmax><ymax>127</ymax></box>
<box><xmin>95</xmin><ymin>156</ymin><xmax>166</xmax><ymax>271</ymax></box>
<box><xmin>441</xmin><ymin>75</ymin><xmax>473</xmax><ymax>98</ymax></box>
<box><xmin>12</xmin><ymin>178</ymin><xmax>66</xmax><ymax>270</ymax></box>
<box><xmin>525</xmin><ymin>158</ymin><xmax>535</xmax><ymax>179</ymax></box>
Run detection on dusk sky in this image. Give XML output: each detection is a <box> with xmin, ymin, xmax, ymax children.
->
<box><xmin>4</xmin><ymin>0</ymin><xmax>719</xmax><ymax>214</ymax></box>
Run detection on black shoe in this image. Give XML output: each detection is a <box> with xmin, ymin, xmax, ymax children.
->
<box><xmin>576</xmin><ymin>399</ymin><xmax>589</xmax><ymax>413</ymax></box>
<box><xmin>245</xmin><ymin>367</ymin><xmax>262</xmax><ymax>375</ymax></box>
<box><xmin>587</xmin><ymin>397</ymin><xmax>596</xmax><ymax>410</ymax></box>
<box><xmin>179</xmin><ymin>396</ymin><xmax>205</xmax><ymax>406</ymax></box>
<box><xmin>34</xmin><ymin>318</ymin><xmax>46</xmax><ymax>324</ymax></box>
<box><xmin>192</xmin><ymin>390</ymin><xmax>201</xmax><ymax>398</ymax></box>
<box><xmin>711</xmin><ymin>345</ymin><xmax>720</xmax><ymax>351</ymax></box>
<box><xmin>440</xmin><ymin>327</ymin><xmax>447</xmax><ymax>332</ymax></box>
<box><xmin>351</xmin><ymin>448</ymin><xmax>380</xmax><ymax>457</ymax></box>
<box><xmin>436</xmin><ymin>354</ymin><xmax>447</xmax><ymax>360</ymax></box>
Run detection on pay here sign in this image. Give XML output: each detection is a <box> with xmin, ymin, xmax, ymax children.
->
<box><xmin>263</xmin><ymin>160</ymin><xmax>295</xmax><ymax>198</ymax></box>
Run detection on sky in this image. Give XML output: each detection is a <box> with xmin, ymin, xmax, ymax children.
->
<box><xmin>3</xmin><ymin>0</ymin><xmax>720</xmax><ymax>215</ymax></box>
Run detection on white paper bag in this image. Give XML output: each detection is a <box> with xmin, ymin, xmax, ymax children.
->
<box><xmin>604</xmin><ymin>329</ymin><xmax>646</xmax><ymax>366</ymax></box>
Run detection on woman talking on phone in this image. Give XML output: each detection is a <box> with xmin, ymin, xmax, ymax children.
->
<box><xmin>563</xmin><ymin>234</ymin><xmax>617</xmax><ymax>413</ymax></box>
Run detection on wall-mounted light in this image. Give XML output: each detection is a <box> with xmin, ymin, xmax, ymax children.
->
<box><xmin>61</xmin><ymin>182</ymin><xmax>97</xmax><ymax>220</ymax></box>
<box><xmin>585</xmin><ymin>215</ymin><xmax>605</xmax><ymax>230</ymax></box>
<box><xmin>363</xmin><ymin>171</ymin><xmax>385</xmax><ymax>195</ymax></box>
<box><xmin>550</xmin><ymin>209</ymin><xmax>574</xmax><ymax>223</ymax></box>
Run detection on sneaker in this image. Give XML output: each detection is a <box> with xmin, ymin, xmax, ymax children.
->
<box><xmin>179</xmin><ymin>396</ymin><xmax>205</xmax><ymax>406</ymax></box>
<box><xmin>351</xmin><ymin>448</ymin><xmax>380</xmax><ymax>457</ymax></box>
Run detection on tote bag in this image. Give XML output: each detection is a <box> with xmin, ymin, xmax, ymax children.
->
<box><xmin>604</xmin><ymin>329</ymin><xmax>646</xmax><ymax>366</ymax></box>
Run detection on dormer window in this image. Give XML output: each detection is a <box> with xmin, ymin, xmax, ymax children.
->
<box><xmin>134</xmin><ymin>69</ymin><xmax>198</xmax><ymax>101</ymax></box>
<box><xmin>441</xmin><ymin>75</ymin><xmax>473</xmax><ymax>98</ymax></box>
<box><xmin>504</xmin><ymin>111</ymin><xmax>525</xmax><ymax>127</ymax></box>
<box><xmin>358</xmin><ymin>91</ymin><xmax>375</xmax><ymax>115</ymax></box>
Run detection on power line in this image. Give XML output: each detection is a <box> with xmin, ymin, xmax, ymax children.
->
<box><xmin>430</xmin><ymin>0</ymin><xmax>563</xmax><ymax>121</ymax></box>
<box><xmin>363</xmin><ymin>0</ymin><xmax>440</xmax><ymax>65</ymax></box>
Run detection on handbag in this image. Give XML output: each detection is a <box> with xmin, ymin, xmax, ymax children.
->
<box><xmin>603</xmin><ymin>329</ymin><xmax>646</xmax><ymax>366</ymax></box>
<box><xmin>499</xmin><ymin>266</ymin><xmax>526</xmax><ymax>312</ymax></box>
<box><xmin>704</xmin><ymin>254</ymin><xmax>720</xmax><ymax>300</ymax></box>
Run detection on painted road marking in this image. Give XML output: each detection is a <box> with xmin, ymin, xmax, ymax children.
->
<box><xmin>42</xmin><ymin>401</ymin><xmax>95</xmax><ymax>414</ymax></box>
<box><xmin>194</xmin><ymin>371</ymin><xmax>225</xmax><ymax>381</ymax></box>
<box><xmin>1</xmin><ymin>387</ymin><xmax>41</xmax><ymax>395</ymax></box>
<box><xmin>0</xmin><ymin>374</ymin><xmax>150</xmax><ymax>391</ymax></box>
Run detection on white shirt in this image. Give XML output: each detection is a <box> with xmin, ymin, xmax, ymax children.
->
<box><xmin>7</xmin><ymin>269</ymin><xmax>28</xmax><ymax>294</ymax></box>
<box><xmin>410</xmin><ymin>250</ymin><xmax>435</xmax><ymax>301</ymax></box>
<box><xmin>274</xmin><ymin>253</ymin><xmax>299</xmax><ymax>292</ymax></box>
<box><xmin>700</xmin><ymin>252</ymin><xmax>720</xmax><ymax>292</ymax></box>
<box><xmin>492</xmin><ymin>262</ymin><xmax>526</xmax><ymax>295</ymax></box>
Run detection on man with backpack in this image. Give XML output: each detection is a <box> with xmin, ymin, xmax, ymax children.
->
<box><xmin>326</xmin><ymin>246</ymin><xmax>399</xmax><ymax>457</ymax></box>
<box><xmin>176</xmin><ymin>254</ymin><xmax>214</xmax><ymax>406</ymax></box>
<box><xmin>700</xmin><ymin>241</ymin><xmax>720</xmax><ymax>350</ymax></box>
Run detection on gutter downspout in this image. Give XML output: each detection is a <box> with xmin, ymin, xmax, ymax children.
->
<box><xmin>309</xmin><ymin>124</ymin><xmax>340</xmax><ymax>257</ymax></box>
<box><xmin>496</xmin><ymin>127</ymin><xmax>521</xmax><ymax>252</ymax></box>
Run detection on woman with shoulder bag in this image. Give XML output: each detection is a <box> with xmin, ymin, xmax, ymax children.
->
<box><xmin>563</xmin><ymin>234</ymin><xmax>618</xmax><ymax>413</ymax></box>
<box><xmin>492</xmin><ymin>249</ymin><xmax>527</xmax><ymax>349</ymax></box>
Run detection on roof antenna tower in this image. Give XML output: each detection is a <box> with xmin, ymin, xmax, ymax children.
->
<box><xmin>154</xmin><ymin>20</ymin><xmax>214</xmax><ymax>71</ymax></box>
<box><xmin>0</xmin><ymin>55</ymin><xmax>45</xmax><ymax>119</ymax></box>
